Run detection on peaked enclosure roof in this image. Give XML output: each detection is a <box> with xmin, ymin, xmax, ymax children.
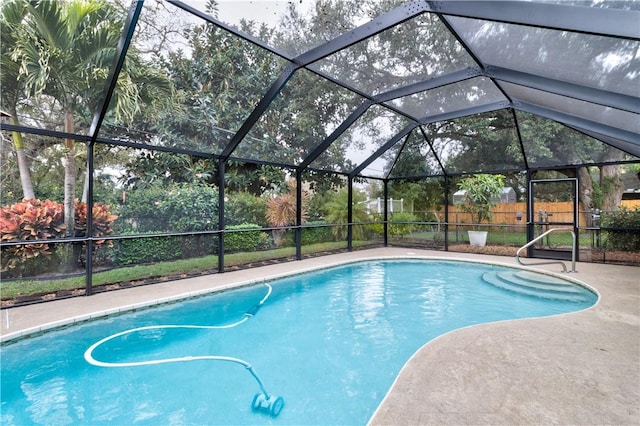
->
<box><xmin>6</xmin><ymin>0</ymin><xmax>639</xmax><ymax>180</ymax></box>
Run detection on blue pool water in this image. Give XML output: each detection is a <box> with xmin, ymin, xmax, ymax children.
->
<box><xmin>0</xmin><ymin>260</ymin><xmax>596</xmax><ymax>425</ymax></box>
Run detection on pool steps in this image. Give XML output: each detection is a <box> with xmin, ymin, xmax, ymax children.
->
<box><xmin>482</xmin><ymin>271</ymin><xmax>591</xmax><ymax>302</ymax></box>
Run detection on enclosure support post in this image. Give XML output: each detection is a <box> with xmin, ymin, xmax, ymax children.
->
<box><xmin>347</xmin><ymin>177</ymin><xmax>353</xmax><ymax>251</ymax></box>
<box><xmin>218</xmin><ymin>160</ymin><xmax>225</xmax><ymax>273</ymax></box>
<box><xmin>85</xmin><ymin>142</ymin><xmax>95</xmax><ymax>296</ymax></box>
<box><xmin>573</xmin><ymin>169</ymin><xmax>580</xmax><ymax>262</ymax></box>
<box><xmin>383</xmin><ymin>179</ymin><xmax>389</xmax><ymax>247</ymax></box>
<box><xmin>526</xmin><ymin>170</ymin><xmax>534</xmax><ymax>258</ymax></box>
<box><xmin>295</xmin><ymin>170</ymin><xmax>302</xmax><ymax>260</ymax></box>
<box><xmin>84</xmin><ymin>0</ymin><xmax>143</xmax><ymax>295</ymax></box>
<box><xmin>444</xmin><ymin>176</ymin><xmax>449</xmax><ymax>251</ymax></box>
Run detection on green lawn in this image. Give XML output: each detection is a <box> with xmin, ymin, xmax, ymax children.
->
<box><xmin>0</xmin><ymin>230</ymin><xmax>602</xmax><ymax>300</ymax></box>
<box><xmin>1</xmin><ymin>241</ymin><xmax>375</xmax><ymax>299</ymax></box>
<box><xmin>405</xmin><ymin>229</ymin><xmax>597</xmax><ymax>247</ymax></box>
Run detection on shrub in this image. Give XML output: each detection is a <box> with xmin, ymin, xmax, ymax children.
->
<box><xmin>368</xmin><ymin>222</ymin><xmax>385</xmax><ymax>238</ymax></box>
<box><xmin>223</xmin><ymin>224</ymin><xmax>271</xmax><ymax>253</ymax></box>
<box><xmin>161</xmin><ymin>184</ymin><xmax>219</xmax><ymax>232</ymax></box>
<box><xmin>74</xmin><ymin>200</ymin><xmax>119</xmax><ymax>267</ymax></box>
<box><xmin>301</xmin><ymin>221</ymin><xmax>334</xmax><ymax>245</ymax></box>
<box><xmin>389</xmin><ymin>211</ymin><xmax>419</xmax><ymax>238</ymax></box>
<box><xmin>225</xmin><ymin>192</ymin><xmax>267</xmax><ymax>227</ymax></box>
<box><xmin>1</xmin><ymin>199</ymin><xmax>118</xmax><ymax>275</ymax></box>
<box><xmin>74</xmin><ymin>201</ymin><xmax>118</xmax><ymax>240</ymax></box>
<box><xmin>180</xmin><ymin>234</ymin><xmax>216</xmax><ymax>258</ymax></box>
<box><xmin>281</xmin><ymin>221</ymin><xmax>335</xmax><ymax>246</ymax></box>
<box><xmin>110</xmin><ymin>234</ymin><xmax>183</xmax><ymax>266</ymax></box>
<box><xmin>118</xmin><ymin>183</ymin><xmax>219</xmax><ymax>233</ymax></box>
<box><xmin>116</xmin><ymin>185</ymin><xmax>169</xmax><ymax>232</ymax></box>
<box><xmin>1</xmin><ymin>199</ymin><xmax>66</xmax><ymax>272</ymax></box>
<box><xmin>457</xmin><ymin>174</ymin><xmax>505</xmax><ymax>228</ymax></box>
<box><xmin>601</xmin><ymin>208</ymin><xmax>640</xmax><ymax>252</ymax></box>
<box><xmin>0</xmin><ymin>199</ymin><xmax>66</xmax><ymax>241</ymax></box>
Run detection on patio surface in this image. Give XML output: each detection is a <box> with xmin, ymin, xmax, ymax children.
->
<box><xmin>1</xmin><ymin>248</ymin><xmax>638</xmax><ymax>425</ymax></box>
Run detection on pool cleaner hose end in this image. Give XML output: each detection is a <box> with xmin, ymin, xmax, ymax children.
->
<box><xmin>252</xmin><ymin>393</ymin><xmax>284</xmax><ymax>417</ymax></box>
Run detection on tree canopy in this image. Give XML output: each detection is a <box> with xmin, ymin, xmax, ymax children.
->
<box><xmin>1</xmin><ymin>0</ymin><xmax>637</xmax><ymax>212</ymax></box>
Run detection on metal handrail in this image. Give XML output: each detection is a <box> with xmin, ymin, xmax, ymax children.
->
<box><xmin>516</xmin><ymin>227</ymin><xmax>577</xmax><ymax>272</ymax></box>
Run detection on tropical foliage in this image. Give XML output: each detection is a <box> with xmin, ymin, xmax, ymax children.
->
<box><xmin>389</xmin><ymin>211</ymin><xmax>419</xmax><ymax>238</ymax></box>
<box><xmin>0</xmin><ymin>198</ymin><xmax>117</xmax><ymax>274</ymax></box>
<box><xmin>324</xmin><ymin>188</ymin><xmax>370</xmax><ymax>240</ymax></box>
<box><xmin>225</xmin><ymin>192</ymin><xmax>267</xmax><ymax>227</ymax></box>
<box><xmin>265</xmin><ymin>181</ymin><xmax>309</xmax><ymax>246</ymax></box>
<box><xmin>3</xmin><ymin>0</ymin><xmax>170</xmax><ymax>271</ymax></box>
<box><xmin>265</xmin><ymin>181</ymin><xmax>309</xmax><ymax>228</ymax></box>
<box><xmin>457</xmin><ymin>174</ymin><xmax>505</xmax><ymax>228</ymax></box>
<box><xmin>0</xmin><ymin>199</ymin><xmax>66</xmax><ymax>255</ymax></box>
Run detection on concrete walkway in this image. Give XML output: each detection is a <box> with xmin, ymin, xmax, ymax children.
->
<box><xmin>1</xmin><ymin>248</ymin><xmax>638</xmax><ymax>425</ymax></box>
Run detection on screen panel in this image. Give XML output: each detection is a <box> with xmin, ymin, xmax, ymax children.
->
<box><xmin>309</xmin><ymin>11</ymin><xmax>477</xmax><ymax>96</ymax></box>
<box><xmin>503</xmin><ymin>82</ymin><xmax>640</xmax><ymax>134</ymax></box>
<box><xmin>310</xmin><ymin>105</ymin><xmax>412</xmax><ymax>175</ymax></box>
<box><xmin>100</xmin><ymin>1</ymin><xmax>288</xmax><ymax>155</ymax></box>
<box><xmin>424</xmin><ymin>109</ymin><xmax>526</xmax><ymax>174</ymax></box>
<box><xmin>385</xmin><ymin>77</ymin><xmax>507</xmax><ymax>120</ymax></box>
<box><xmin>516</xmin><ymin>110</ymin><xmax>639</xmax><ymax>168</ymax></box>
<box><xmin>233</xmin><ymin>68</ymin><xmax>365</xmax><ymax>165</ymax></box>
<box><xmin>447</xmin><ymin>15</ymin><xmax>639</xmax><ymax>97</ymax></box>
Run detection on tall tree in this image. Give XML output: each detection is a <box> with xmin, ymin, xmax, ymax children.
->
<box><xmin>1</xmin><ymin>0</ymin><xmax>34</xmax><ymax>200</ymax></box>
<box><xmin>13</xmin><ymin>0</ymin><xmax>115</xmax><ymax>238</ymax></box>
<box><xmin>325</xmin><ymin>188</ymin><xmax>369</xmax><ymax>240</ymax></box>
<box><xmin>10</xmin><ymin>0</ymin><xmax>171</xmax><ymax>269</ymax></box>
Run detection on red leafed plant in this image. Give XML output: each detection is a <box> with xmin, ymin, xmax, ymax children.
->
<box><xmin>1</xmin><ymin>199</ymin><xmax>118</xmax><ymax>272</ymax></box>
<box><xmin>0</xmin><ymin>199</ymin><xmax>66</xmax><ymax>241</ymax></box>
<box><xmin>0</xmin><ymin>199</ymin><xmax>67</xmax><ymax>270</ymax></box>
<box><xmin>74</xmin><ymin>200</ymin><xmax>118</xmax><ymax>244</ymax></box>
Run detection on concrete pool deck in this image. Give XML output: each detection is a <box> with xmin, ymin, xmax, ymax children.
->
<box><xmin>1</xmin><ymin>248</ymin><xmax>638</xmax><ymax>425</ymax></box>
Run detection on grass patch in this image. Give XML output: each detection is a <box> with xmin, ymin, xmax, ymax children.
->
<box><xmin>1</xmin><ymin>241</ymin><xmax>373</xmax><ymax>300</ymax></box>
<box><xmin>410</xmin><ymin>229</ymin><xmax>595</xmax><ymax>247</ymax></box>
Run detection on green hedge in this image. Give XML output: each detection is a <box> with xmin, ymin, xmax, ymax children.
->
<box><xmin>223</xmin><ymin>224</ymin><xmax>271</xmax><ymax>253</ymax></box>
<box><xmin>110</xmin><ymin>233</ymin><xmax>218</xmax><ymax>266</ymax></box>
<box><xmin>280</xmin><ymin>221</ymin><xmax>336</xmax><ymax>246</ymax></box>
<box><xmin>111</xmin><ymin>235</ymin><xmax>182</xmax><ymax>265</ymax></box>
<box><xmin>389</xmin><ymin>212</ymin><xmax>419</xmax><ymax>238</ymax></box>
<box><xmin>116</xmin><ymin>183</ymin><xmax>219</xmax><ymax>233</ymax></box>
<box><xmin>601</xmin><ymin>208</ymin><xmax>640</xmax><ymax>252</ymax></box>
<box><xmin>301</xmin><ymin>221</ymin><xmax>334</xmax><ymax>245</ymax></box>
<box><xmin>225</xmin><ymin>192</ymin><xmax>267</xmax><ymax>227</ymax></box>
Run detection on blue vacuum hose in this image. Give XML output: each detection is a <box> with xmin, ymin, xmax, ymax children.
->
<box><xmin>246</xmin><ymin>303</ymin><xmax>262</xmax><ymax>316</ymax></box>
<box><xmin>84</xmin><ymin>284</ymin><xmax>284</xmax><ymax>417</ymax></box>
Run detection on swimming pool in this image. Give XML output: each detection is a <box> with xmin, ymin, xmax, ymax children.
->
<box><xmin>0</xmin><ymin>259</ymin><xmax>597</xmax><ymax>425</ymax></box>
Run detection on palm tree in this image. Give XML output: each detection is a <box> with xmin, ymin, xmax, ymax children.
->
<box><xmin>265</xmin><ymin>180</ymin><xmax>308</xmax><ymax>246</ymax></box>
<box><xmin>325</xmin><ymin>188</ymin><xmax>370</xmax><ymax>241</ymax></box>
<box><xmin>1</xmin><ymin>0</ymin><xmax>34</xmax><ymax>200</ymax></box>
<box><xmin>11</xmin><ymin>0</ymin><xmax>171</xmax><ymax>269</ymax></box>
<box><xmin>13</xmin><ymin>0</ymin><xmax>122</xmax><ymax>238</ymax></box>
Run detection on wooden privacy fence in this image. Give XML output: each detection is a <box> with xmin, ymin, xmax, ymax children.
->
<box><xmin>430</xmin><ymin>200</ymin><xmax>640</xmax><ymax>227</ymax></box>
